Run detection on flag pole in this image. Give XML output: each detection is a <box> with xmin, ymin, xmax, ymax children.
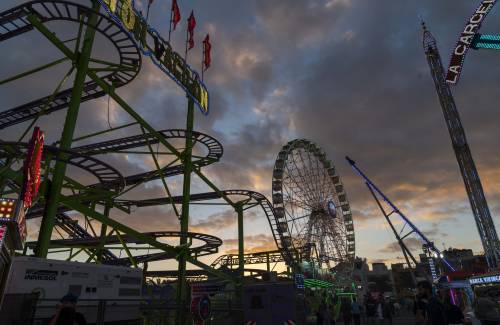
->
<box><xmin>146</xmin><ymin>2</ymin><xmax>151</xmax><ymax>22</ymax></box>
<box><xmin>168</xmin><ymin>4</ymin><xmax>173</xmax><ymax>43</ymax></box>
<box><xmin>184</xmin><ymin>25</ymin><xmax>189</xmax><ymax>63</ymax></box>
<box><xmin>201</xmin><ymin>41</ymin><xmax>204</xmax><ymax>81</ymax></box>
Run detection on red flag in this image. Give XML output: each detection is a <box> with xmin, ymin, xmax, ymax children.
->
<box><xmin>203</xmin><ymin>34</ymin><xmax>211</xmax><ymax>69</ymax></box>
<box><xmin>187</xmin><ymin>10</ymin><xmax>196</xmax><ymax>50</ymax></box>
<box><xmin>171</xmin><ymin>0</ymin><xmax>181</xmax><ymax>31</ymax></box>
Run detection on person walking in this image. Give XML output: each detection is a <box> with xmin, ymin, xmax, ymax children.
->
<box><xmin>382</xmin><ymin>297</ymin><xmax>394</xmax><ymax>325</ymax></box>
<box><xmin>351</xmin><ymin>297</ymin><xmax>362</xmax><ymax>325</ymax></box>
<box><xmin>365</xmin><ymin>293</ymin><xmax>378</xmax><ymax>325</ymax></box>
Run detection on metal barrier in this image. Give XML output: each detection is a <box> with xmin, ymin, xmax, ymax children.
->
<box><xmin>0</xmin><ymin>294</ymin><xmax>242</xmax><ymax>325</ymax></box>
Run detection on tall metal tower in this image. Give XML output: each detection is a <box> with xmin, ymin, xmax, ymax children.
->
<box><xmin>423</xmin><ymin>23</ymin><xmax>500</xmax><ymax>268</ymax></box>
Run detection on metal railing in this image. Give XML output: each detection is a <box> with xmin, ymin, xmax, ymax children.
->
<box><xmin>0</xmin><ymin>293</ymin><xmax>242</xmax><ymax>325</ymax></box>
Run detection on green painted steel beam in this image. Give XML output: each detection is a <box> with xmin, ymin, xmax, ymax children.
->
<box><xmin>140</xmin><ymin>126</ymin><xmax>180</xmax><ymax>217</ymax></box>
<box><xmin>0</xmin><ymin>57</ymin><xmax>68</xmax><ymax>85</ymax></box>
<box><xmin>96</xmin><ymin>205</ymin><xmax>111</xmax><ymax>263</ymax></box>
<box><xmin>236</xmin><ymin>202</ymin><xmax>245</xmax><ymax>322</ymax></box>
<box><xmin>176</xmin><ymin>98</ymin><xmax>195</xmax><ymax>325</ymax></box>
<box><xmin>59</xmin><ymin>195</ymin><xmax>177</xmax><ymax>253</ymax></box>
<box><xmin>67</xmin><ymin>122</ymin><xmax>138</xmax><ymax>145</ymax></box>
<box><xmin>32</xmin><ymin>2</ymin><xmax>101</xmax><ymax>257</ymax></box>
<box><xmin>58</xmin><ymin>195</ymin><xmax>235</xmax><ymax>282</ymax></box>
<box><xmin>116</xmin><ymin>231</ymin><xmax>138</xmax><ymax>267</ymax></box>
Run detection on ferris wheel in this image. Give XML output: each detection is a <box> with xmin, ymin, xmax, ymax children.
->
<box><xmin>271</xmin><ymin>139</ymin><xmax>355</xmax><ymax>271</ymax></box>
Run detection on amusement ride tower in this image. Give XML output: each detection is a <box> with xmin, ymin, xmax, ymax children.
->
<box><xmin>423</xmin><ymin>24</ymin><xmax>500</xmax><ymax>268</ymax></box>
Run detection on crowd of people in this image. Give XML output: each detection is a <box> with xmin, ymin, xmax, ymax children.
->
<box><xmin>414</xmin><ymin>280</ymin><xmax>500</xmax><ymax>325</ymax></box>
<box><xmin>315</xmin><ymin>294</ymin><xmax>396</xmax><ymax>325</ymax></box>
<box><xmin>313</xmin><ymin>280</ymin><xmax>500</xmax><ymax>325</ymax></box>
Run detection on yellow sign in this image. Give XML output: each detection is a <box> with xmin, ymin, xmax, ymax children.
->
<box><xmin>99</xmin><ymin>0</ymin><xmax>210</xmax><ymax>114</ymax></box>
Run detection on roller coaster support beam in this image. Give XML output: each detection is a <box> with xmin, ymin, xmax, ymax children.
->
<box><xmin>346</xmin><ymin>156</ymin><xmax>455</xmax><ymax>272</ymax></box>
<box><xmin>96</xmin><ymin>204</ymin><xmax>111</xmax><ymax>263</ymax></box>
<box><xmin>236</xmin><ymin>202</ymin><xmax>245</xmax><ymax>322</ymax></box>
<box><xmin>366</xmin><ymin>184</ymin><xmax>417</xmax><ymax>286</ymax></box>
<box><xmin>237</xmin><ymin>202</ymin><xmax>244</xmax><ymax>280</ymax></box>
<box><xmin>58</xmin><ymin>195</ymin><xmax>236</xmax><ymax>283</ymax></box>
<box><xmin>176</xmin><ymin>98</ymin><xmax>195</xmax><ymax>325</ymax></box>
<box><xmin>35</xmin><ymin>2</ymin><xmax>100</xmax><ymax>257</ymax></box>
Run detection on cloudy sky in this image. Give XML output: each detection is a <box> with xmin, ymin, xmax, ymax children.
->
<box><xmin>1</xmin><ymin>0</ymin><xmax>500</xmax><ymax>270</ymax></box>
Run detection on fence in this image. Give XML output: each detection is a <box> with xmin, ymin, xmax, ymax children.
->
<box><xmin>0</xmin><ymin>294</ymin><xmax>242</xmax><ymax>325</ymax></box>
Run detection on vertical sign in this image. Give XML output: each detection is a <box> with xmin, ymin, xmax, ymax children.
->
<box><xmin>446</xmin><ymin>0</ymin><xmax>498</xmax><ymax>84</ymax></box>
<box><xmin>0</xmin><ymin>225</ymin><xmax>7</xmax><ymax>250</ymax></box>
<box><xmin>21</xmin><ymin>127</ymin><xmax>44</xmax><ymax>209</ymax></box>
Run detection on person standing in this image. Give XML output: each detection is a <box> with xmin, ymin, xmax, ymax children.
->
<box><xmin>382</xmin><ymin>297</ymin><xmax>394</xmax><ymax>325</ymax></box>
<box><xmin>317</xmin><ymin>302</ymin><xmax>328</xmax><ymax>325</ymax></box>
<box><xmin>376</xmin><ymin>294</ymin><xmax>385</xmax><ymax>325</ymax></box>
<box><xmin>415</xmin><ymin>280</ymin><xmax>447</xmax><ymax>325</ymax></box>
<box><xmin>443</xmin><ymin>293</ymin><xmax>464</xmax><ymax>325</ymax></box>
<box><xmin>474</xmin><ymin>289</ymin><xmax>500</xmax><ymax>325</ymax></box>
<box><xmin>365</xmin><ymin>293</ymin><xmax>378</xmax><ymax>325</ymax></box>
<box><xmin>351</xmin><ymin>297</ymin><xmax>362</xmax><ymax>325</ymax></box>
<box><xmin>48</xmin><ymin>293</ymin><xmax>87</xmax><ymax>325</ymax></box>
<box><xmin>341</xmin><ymin>298</ymin><xmax>353</xmax><ymax>325</ymax></box>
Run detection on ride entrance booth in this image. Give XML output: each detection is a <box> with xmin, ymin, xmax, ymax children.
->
<box><xmin>469</xmin><ymin>273</ymin><xmax>500</xmax><ymax>304</ymax></box>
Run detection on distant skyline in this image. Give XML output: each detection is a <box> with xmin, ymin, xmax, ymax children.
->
<box><xmin>1</xmin><ymin>0</ymin><xmax>500</xmax><ymax>270</ymax></box>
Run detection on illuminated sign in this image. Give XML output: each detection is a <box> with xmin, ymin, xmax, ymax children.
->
<box><xmin>470</xmin><ymin>274</ymin><xmax>500</xmax><ymax>285</ymax></box>
<box><xmin>0</xmin><ymin>225</ymin><xmax>6</xmax><ymax>249</ymax></box>
<box><xmin>472</xmin><ymin>34</ymin><xmax>500</xmax><ymax>50</ymax></box>
<box><xmin>0</xmin><ymin>198</ymin><xmax>26</xmax><ymax>249</ymax></box>
<box><xmin>303</xmin><ymin>278</ymin><xmax>333</xmax><ymax>288</ymax></box>
<box><xmin>428</xmin><ymin>256</ymin><xmax>438</xmax><ymax>280</ymax></box>
<box><xmin>97</xmin><ymin>0</ymin><xmax>210</xmax><ymax>115</ymax></box>
<box><xmin>446</xmin><ymin>0</ymin><xmax>498</xmax><ymax>84</ymax></box>
<box><xmin>21</xmin><ymin>127</ymin><xmax>44</xmax><ymax>209</ymax></box>
<box><xmin>0</xmin><ymin>198</ymin><xmax>16</xmax><ymax>220</ymax></box>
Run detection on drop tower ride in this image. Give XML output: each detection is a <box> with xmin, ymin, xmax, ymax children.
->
<box><xmin>423</xmin><ymin>23</ymin><xmax>500</xmax><ymax>268</ymax></box>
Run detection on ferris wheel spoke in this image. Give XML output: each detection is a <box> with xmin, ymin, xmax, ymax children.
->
<box><xmin>284</xmin><ymin>159</ymin><xmax>316</xmax><ymax>204</ymax></box>
<box><xmin>297</xmin><ymin>149</ymin><xmax>321</xmax><ymax>205</ymax></box>
<box><xmin>289</xmin><ymin>211</ymin><xmax>311</xmax><ymax>238</ymax></box>
<box><xmin>307</xmin><ymin>150</ymin><xmax>324</xmax><ymax>204</ymax></box>
<box><xmin>290</xmin><ymin>150</ymin><xmax>318</xmax><ymax>204</ymax></box>
<box><xmin>284</xmin><ymin>199</ymin><xmax>313</xmax><ymax>213</ymax></box>
<box><xmin>282</xmin><ymin>187</ymin><xmax>315</xmax><ymax>211</ymax></box>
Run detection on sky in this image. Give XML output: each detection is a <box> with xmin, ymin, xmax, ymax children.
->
<box><xmin>1</xmin><ymin>0</ymin><xmax>500</xmax><ymax>271</ymax></box>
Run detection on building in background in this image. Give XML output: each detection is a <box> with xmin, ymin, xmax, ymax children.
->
<box><xmin>442</xmin><ymin>248</ymin><xmax>488</xmax><ymax>273</ymax></box>
<box><xmin>366</xmin><ymin>262</ymin><xmax>395</xmax><ymax>297</ymax></box>
<box><xmin>391</xmin><ymin>263</ymin><xmax>417</xmax><ymax>298</ymax></box>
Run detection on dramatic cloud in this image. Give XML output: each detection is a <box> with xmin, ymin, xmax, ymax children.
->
<box><xmin>223</xmin><ymin>234</ymin><xmax>277</xmax><ymax>254</ymax></box>
<box><xmin>2</xmin><ymin>0</ymin><xmax>500</xmax><ymax>271</ymax></box>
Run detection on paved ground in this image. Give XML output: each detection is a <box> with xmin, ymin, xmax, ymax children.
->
<box><xmin>337</xmin><ymin>311</ymin><xmax>416</xmax><ymax>324</ymax></box>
